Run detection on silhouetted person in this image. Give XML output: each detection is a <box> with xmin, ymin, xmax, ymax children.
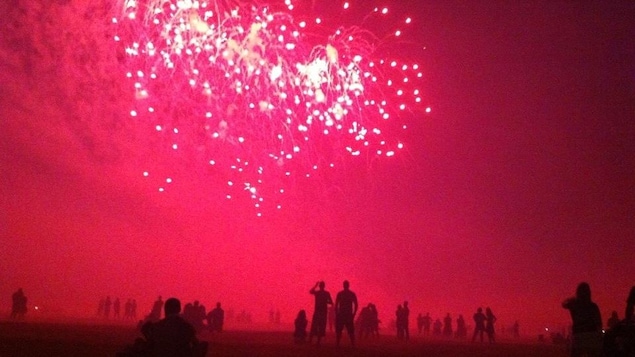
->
<box><xmin>207</xmin><ymin>302</ymin><xmax>224</xmax><ymax>332</ymax></box>
<box><xmin>472</xmin><ymin>307</ymin><xmax>486</xmax><ymax>342</ymax></box>
<box><xmin>422</xmin><ymin>312</ymin><xmax>432</xmax><ymax>336</ymax></box>
<box><xmin>335</xmin><ymin>280</ymin><xmax>358</xmax><ymax>347</ymax></box>
<box><xmin>443</xmin><ymin>313</ymin><xmax>453</xmax><ymax>337</ymax></box>
<box><xmin>150</xmin><ymin>296</ymin><xmax>164</xmax><ymax>322</ymax></box>
<box><xmin>141</xmin><ymin>297</ymin><xmax>207</xmax><ymax>357</ymax></box>
<box><xmin>357</xmin><ymin>303</ymin><xmax>379</xmax><ymax>339</ymax></box>
<box><xmin>104</xmin><ymin>296</ymin><xmax>112</xmax><ymax>319</ymax></box>
<box><xmin>185</xmin><ymin>301</ymin><xmax>206</xmax><ymax>333</ymax></box>
<box><xmin>512</xmin><ymin>320</ymin><xmax>520</xmax><ymax>338</ymax></box>
<box><xmin>562</xmin><ymin>282</ymin><xmax>602</xmax><ymax>357</ymax></box>
<box><xmin>433</xmin><ymin>318</ymin><xmax>442</xmax><ymax>335</ymax></box>
<box><xmin>603</xmin><ymin>286</ymin><xmax>635</xmax><ymax>357</ymax></box>
<box><xmin>396</xmin><ymin>304</ymin><xmax>405</xmax><ymax>339</ymax></box>
<box><xmin>275</xmin><ymin>309</ymin><xmax>281</xmax><ymax>324</ymax></box>
<box><xmin>294</xmin><ymin>310</ymin><xmax>308</xmax><ymax>344</ymax></box>
<box><xmin>456</xmin><ymin>314</ymin><xmax>467</xmax><ymax>338</ymax></box>
<box><xmin>417</xmin><ymin>313</ymin><xmax>424</xmax><ymax>334</ymax></box>
<box><xmin>308</xmin><ymin>281</ymin><xmax>333</xmax><ymax>345</ymax></box>
<box><xmin>369</xmin><ymin>303</ymin><xmax>380</xmax><ymax>337</ymax></box>
<box><xmin>608</xmin><ymin>311</ymin><xmax>620</xmax><ymax>329</ymax></box>
<box><xmin>356</xmin><ymin>304</ymin><xmax>371</xmax><ymax>339</ymax></box>
<box><xmin>11</xmin><ymin>288</ymin><xmax>27</xmax><ymax>319</ymax></box>
<box><xmin>124</xmin><ymin>299</ymin><xmax>132</xmax><ymax>320</ymax></box>
<box><xmin>97</xmin><ymin>298</ymin><xmax>105</xmax><ymax>317</ymax></box>
<box><xmin>402</xmin><ymin>301</ymin><xmax>410</xmax><ymax>340</ymax></box>
<box><xmin>485</xmin><ymin>307</ymin><xmax>496</xmax><ymax>343</ymax></box>
<box><xmin>114</xmin><ymin>298</ymin><xmax>121</xmax><ymax>319</ymax></box>
<box><xmin>131</xmin><ymin>299</ymin><xmax>138</xmax><ymax>319</ymax></box>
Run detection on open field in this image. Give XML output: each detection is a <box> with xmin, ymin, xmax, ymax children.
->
<box><xmin>0</xmin><ymin>320</ymin><xmax>569</xmax><ymax>357</ymax></box>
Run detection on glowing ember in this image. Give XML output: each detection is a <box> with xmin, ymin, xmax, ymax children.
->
<box><xmin>115</xmin><ymin>0</ymin><xmax>428</xmax><ymax>213</ymax></box>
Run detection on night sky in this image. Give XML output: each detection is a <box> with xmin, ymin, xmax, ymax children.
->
<box><xmin>1</xmin><ymin>1</ymin><xmax>634</xmax><ymax>335</ymax></box>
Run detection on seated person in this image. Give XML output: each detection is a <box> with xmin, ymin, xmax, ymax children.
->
<box><xmin>294</xmin><ymin>310</ymin><xmax>308</xmax><ymax>344</ymax></box>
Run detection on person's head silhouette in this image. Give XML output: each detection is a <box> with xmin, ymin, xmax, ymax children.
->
<box><xmin>164</xmin><ymin>298</ymin><xmax>181</xmax><ymax>317</ymax></box>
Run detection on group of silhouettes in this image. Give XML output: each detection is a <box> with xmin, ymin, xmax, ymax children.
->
<box><xmin>97</xmin><ymin>297</ymin><xmax>138</xmax><ymax>320</ymax></box>
<box><xmin>563</xmin><ymin>282</ymin><xmax>635</xmax><ymax>357</ymax></box>
<box><xmin>141</xmin><ymin>296</ymin><xmax>225</xmax><ymax>334</ymax></box>
<box><xmin>415</xmin><ymin>312</ymin><xmax>486</xmax><ymax>340</ymax></box>
<box><xmin>294</xmin><ymin>280</ymin><xmax>359</xmax><ymax>347</ymax></box>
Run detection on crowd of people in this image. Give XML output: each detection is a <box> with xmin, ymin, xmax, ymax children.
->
<box><xmin>8</xmin><ymin>282</ymin><xmax>635</xmax><ymax>356</ymax></box>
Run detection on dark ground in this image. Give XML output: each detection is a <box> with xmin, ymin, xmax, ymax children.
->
<box><xmin>0</xmin><ymin>320</ymin><xmax>569</xmax><ymax>357</ymax></box>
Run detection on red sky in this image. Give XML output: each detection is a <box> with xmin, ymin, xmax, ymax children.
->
<box><xmin>1</xmin><ymin>1</ymin><xmax>634</xmax><ymax>335</ymax></box>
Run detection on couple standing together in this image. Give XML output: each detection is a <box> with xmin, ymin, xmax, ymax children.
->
<box><xmin>309</xmin><ymin>280</ymin><xmax>358</xmax><ymax>346</ymax></box>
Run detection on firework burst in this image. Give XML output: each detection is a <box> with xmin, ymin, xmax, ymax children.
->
<box><xmin>114</xmin><ymin>0</ymin><xmax>429</xmax><ymax>215</ymax></box>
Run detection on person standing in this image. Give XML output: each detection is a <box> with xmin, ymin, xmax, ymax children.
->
<box><xmin>472</xmin><ymin>307</ymin><xmax>486</xmax><ymax>342</ymax></box>
<box><xmin>562</xmin><ymin>282</ymin><xmax>602</xmax><ymax>357</ymax></box>
<box><xmin>11</xmin><ymin>288</ymin><xmax>27</xmax><ymax>319</ymax></box>
<box><xmin>308</xmin><ymin>281</ymin><xmax>333</xmax><ymax>345</ymax></box>
<box><xmin>335</xmin><ymin>280</ymin><xmax>358</xmax><ymax>347</ymax></box>
<box><xmin>485</xmin><ymin>307</ymin><xmax>497</xmax><ymax>343</ymax></box>
<box><xmin>402</xmin><ymin>301</ymin><xmax>410</xmax><ymax>341</ymax></box>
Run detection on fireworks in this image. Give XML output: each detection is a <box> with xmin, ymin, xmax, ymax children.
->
<box><xmin>114</xmin><ymin>0</ymin><xmax>428</xmax><ymax>215</ymax></box>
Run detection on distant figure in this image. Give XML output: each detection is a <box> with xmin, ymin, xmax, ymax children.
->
<box><xmin>294</xmin><ymin>310</ymin><xmax>308</xmax><ymax>344</ymax></box>
<box><xmin>402</xmin><ymin>301</ymin><xmax>410</xmax><ymax>340</ymax></box>
<box><xmin>207</xmin><ymin>302</ymin><xmax>224</xmax><ymax>332</ymax></box>
<box><xmin>472</xmin><ymin>307</ymin><xmax>486</xmax><ymax>342</ymax></box>
<box><xmin>368</xmin><ymin>303</ymin><xmax>380</xmax><ymax>337</ymax></box>
<box><xmin>308</xmin><ymin>281</ymin><xmax>333</xmax><ymax>345</ymax></box>
<box><xmin>11</xmin><ymin>288</ymin><xmax>27</xmax><ymax>319</ymax></box>
<box><xmin>443</xmin><ymin>313</ymin><xmax>453</xmax><ymax>337</ymax></box>
<box><xmin>97</xmin><ymin>298</ymin><xmax>105</xmax><ymax>317</ymax></box>
<box><xmin>417</xmin><ymin>313</ymin><xmax>424</xmax><ymax>334</ymax></box>
<box><xmin>433</xmin><ymin>318</ymin><xmax>442</xmax><ymax>335</ymax></box>
<box><xmin>608</xmin><ymin>311</ymin><xmax>620</xmax><ymax>330</ymax></box>
<box><xmin>396</xmin><ymin>304</ymin><xmax>405</xmax><ymax>339</ymax></box>
<box><xmin>356</xmin><ymin>304</ymin><xmax>372</xmax><ymax>339</ymax></box>
<box><xmin>131</xmin><ymin>299</ymin><xmax>138</xmax><ymax>319</ymax></box>
<box><xmin>485</xmin><ymin>307</ymin><xmax>497</xmax><ymax>343</ymax></box>
<box><xmin>150</xmin><ymin>296</ymin><xmax>164</xmax><ymax>322</ymax></box>
<box><xmin>603</xmin><ymin>286</ymin><xmax>635</xmax><ymax>357</ymax></box>
<box><xmin>125</xmin><ymin>299</ymin><xmax>133</xmax><ymax>320</ymax></box>
<box><xmin>456</xmin><ymin>314</ymin><xmax>467</xmax><ymax>339</ymax></box>
<box><xmin>104</xmin><ymin>296</ymin><xmax>112</xmax><ymax>319</ymax></box>
<box><xmin>141</xmin><ymin>297</ymin><xmax>208</xmax><ymax>357</ymax></box>
<box><xmin>192</xmin><ymin>301</ymin><xmax>206</xmax><ymax>333</ymax></box>
<box><xmin>114</xmin><ymin>298</ymin><xmax>121</xmax><ymax>319</ymax></box>
<box><xmin>275</xmin><ymin>309</ymin><xmax>281</xmax><ymax>324</ymax></box>
<box><xmin>335</xmin><ymin>280</ymin><xmax>358</xmax><ymax>347</ymax></box>
<box><xmin>512</xmin><ymin>320</ymin><xmax>520</xmax><ymax>338</ymax></box>
<box><xmin>422</xmin><ymin>312</ymin><xmax>432</xmax><ymax>336</ymax></box>
<box><xmin>562</xmin><ymin>282</ymin><xmax>602</xmax><ymax>357</ymax></box>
